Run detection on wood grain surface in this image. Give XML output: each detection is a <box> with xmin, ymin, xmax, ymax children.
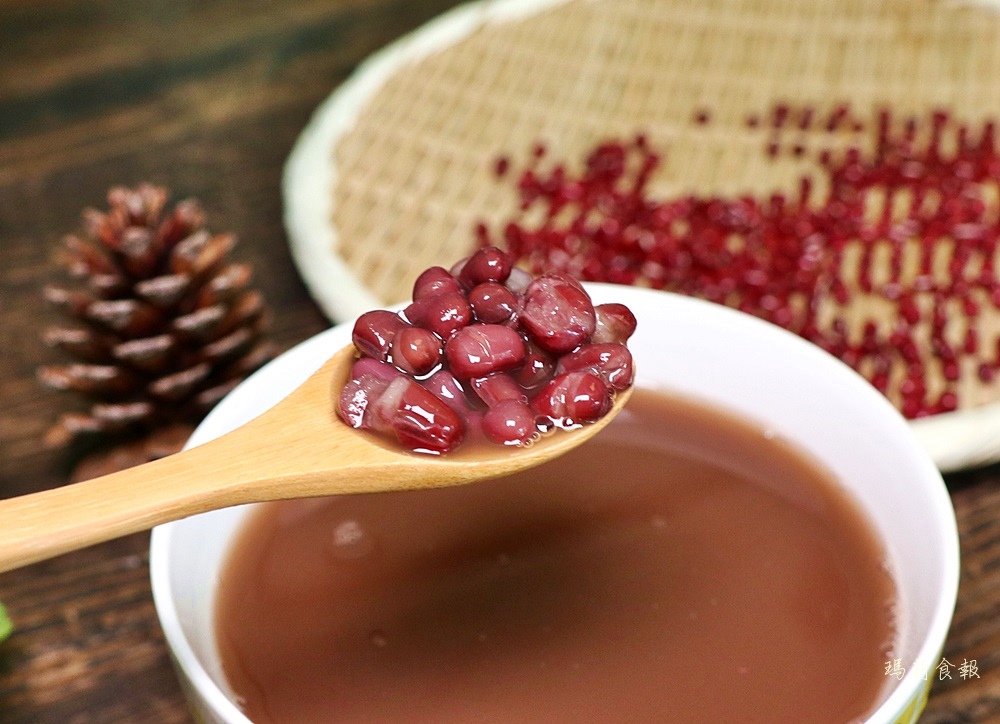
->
<box><xmin>0</xmin><ymin>1</ymin><xmax>997</xmax><ymax>722</ymax></box>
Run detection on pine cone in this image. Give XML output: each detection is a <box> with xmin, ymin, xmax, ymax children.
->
<box><xmin>39</xmin><ymin>184</ymin><xmax>276</xmax><ymax>471</ymax></box>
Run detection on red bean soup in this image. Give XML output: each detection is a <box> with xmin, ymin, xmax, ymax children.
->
<box><xmin>215</xmin><ymin>388</ymin><xmax>897</xmax><ymax>723</ymax></box>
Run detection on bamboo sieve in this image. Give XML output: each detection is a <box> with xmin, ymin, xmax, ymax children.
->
<box><xmin>283</xmin><ymin>0</ymin><xmax>1000</xmax><ymax>470</ymax></box>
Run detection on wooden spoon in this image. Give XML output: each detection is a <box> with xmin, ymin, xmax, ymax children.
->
<box><xmin>0</xmin><ymin>345</ymin><xmax>632</xmax><ymax>573</ymax></box>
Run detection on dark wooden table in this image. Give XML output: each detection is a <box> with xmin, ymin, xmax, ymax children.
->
<box><xmin>0</xmin><ymin>1</ymin><xmax>998</xmax><ymax>722</ymax></box>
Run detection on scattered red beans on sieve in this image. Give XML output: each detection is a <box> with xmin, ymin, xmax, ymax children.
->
<box><xmin>338</xmin><ymin>247</ymin><xmax>636</xmax><ymax>455</ymax></box>
<box><xmin>479</xmin><ymin>105</ymin><xmax>1000</xmax><ymax>419</ymax></box>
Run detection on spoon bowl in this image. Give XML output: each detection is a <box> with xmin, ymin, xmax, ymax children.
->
<box><xmin>0</xmin><ymin>343</ymin><xmax>631</xmax><ymax>573</ymax></box>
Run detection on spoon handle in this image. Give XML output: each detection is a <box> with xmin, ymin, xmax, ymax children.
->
<box><xmin>0</xmin><ymin>394</ymin><xmax>363</xmax><ymax>573</ymax></box>
<box><xmin>0</xmin><ymin>351</ymin><xmax>350</xmax><ymax>573</ymax></box>
<box><xmin>0</xmin><ymin>436</ymin><xmax>248</xmax><ymax>573</ymax></box>
<box><xmin>0</xmin><ymin>343</ymin><xmax>631</xmax><ymax>573</ymax></box>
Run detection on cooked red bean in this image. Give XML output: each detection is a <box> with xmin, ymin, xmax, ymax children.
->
<box><xmin>350</xmin><ymin>357</ymin><xmax>403</xmax><ymax>385</ymax></box>
<box><xmin>470</xmin><ymin>372</ymin><xmax>527</xmax><ymax>407</ymax></box>
<box><xmin>505</xmin><ymin>266</ymin><xmax>532</xmax><ymax>294</ymax></box>
<box><xmin>352</xmin><ymin>310</ymin><xmax>408</xmax><ymax>361</ymax></box>
<box><xmin>532</xmin><ymin>371</ymin><xmax>611</xmax><ymax>425</ymax></box>
<box><xmin>339</xmin><ymin>360</ymin><xmax>402</xmax><ymax>429</ymax></box>
<box><xmin>519</xmin><ymin>273</ymin><xmax>597</xmax><ymax>353</ymax></box>
<box><xmin>592</xmin><ymin>303</ymin><xmax>638</xmax><ymax>345</ymax></box>
<box><xmin>394</xmin><ymin>381</ymin><xmax>465</xmax><ymax>454</ymax></box>
<box><xmin>421</xmin><ymin>369</ymin><xmax>476</xmax><ymax>415</ymax></box>
<box><xmin>339</xmin><ymin>373</ymin><xmax>383</xmax><ymax>429</ymax></box>
<box><xmin>459</xmin><ymin>246</ymin><xmax>513</xmax><ymax>287</ymax></box>
<box><xmin>358</xmin><ymin>376</ymin><xmax>406</xmax><ymax>432</ymax></box>
<box><xmin>412</xmin><ymin>266</ymin><xmax>462</xmax><ymax>301</ymax></box>
<box><xmin>339</xmin><ymin>246</ymin><xmax>634</xmax><ymax>454</ymax></box>
<box><xmin>391</xmin><ymin>326</ymin><xmax>442</xmax><ymax>376</ymax></box>
<box><xmin>482</xmin><ymin>399</ymin><xmax>537</xmax><ymax>445</ymax></box>
<box><xmin>367</xmin><ymin>377</ymin><xmax>464</xmax><ymax>454</ymax></box>
<box><xmin>468</xmin><ymin>281</ymin><xmax>517</xmax><ymax>323</ymax></box>
<box><xmin>556</xmin><ymin>343</ymin><xmax>634</xmax><ymax>391</ymax></box>
<box><xmin>512</xmin><ymin>340</ymin><xmax>556</xmax><ymax>391</ymax></box>
<box><xmin>445</xmin><ymin>324</ymin><xmax>526</xmax><ymax>379</ymax></box>
<box><xmin>404</xmin><ymin>291</ymin><xmax>473</xmax><ymax>339</ymax></box>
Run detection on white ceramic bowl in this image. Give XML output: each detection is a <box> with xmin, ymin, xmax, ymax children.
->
<box><xmin>150</xmin><ymin>284</ymin><xmax>960</xmax><ymax>724</ymax></box>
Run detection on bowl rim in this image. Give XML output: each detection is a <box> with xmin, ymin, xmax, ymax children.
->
<box><xmin>150</xmin><ymin>285</ymin><xmax>960</xmax><ymax>724</ymax></box>
<box><xmin>151</xmin><ymin>521</ymin><xmax>249</xmax><ymax>722</ymax></box>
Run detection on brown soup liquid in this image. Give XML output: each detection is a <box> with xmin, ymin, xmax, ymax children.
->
<box><xmin>216</xmin><ymin>389</ymin><xmax>896</xmax><ymax>723</ymax></box>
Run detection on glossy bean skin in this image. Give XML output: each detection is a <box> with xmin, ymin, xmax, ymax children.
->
<box><xmin>421</xmin><ymin>369</ymin><xmax>475</xmax><ymax>415</ymax></box>
<box><xmin>532</xmin><ymin>371</ymin><xmax>612</xmax><ymax>424</ymax></box>
<box><xmin>458</xmin><ymin>246</ymin><xmax>513</xmax><ymax>287</ymax></box>
<box><xmin>404</xmin><ymin>292</ymin><xmax>473</xmax><ymax>339</ymax></box>
<box><xmin>445</xmin><ymin>324</ymin><xmax>526</xmax><ymax>379</ymax></box>
<box><xmin>556</xmin><ymin>343</ymin><xmax>634</xmax><ymax>391</ymax></box>
<box><xmin>482</xmin><ymin>399</ymin><xmax>537</xmax><ymax>445</ymax></box>
<box><xmin>519</xmin><ymin>273</ymin><xmax>597</xmax><ymax>354</ymax></box>
<box><xmin>468</xmin><ymin>282</ymin><xmax>517</xmax><ymax>324</ymax></box>
<box><xmin>592</xmin><ymin>303</ymin><xmax>638</xmax><ymax>344</ymax></box>
<box><xmin>388</xmin><ymin>379</ymin><xmax>465</xmax><ymax>454</ymax></box>
<box><xmin>412</xmin><ymin>266</ymin><xmax>462</xmax><ymax>301</ymax></box>
<box><xmin>338</xmin><ymin>247</ymin><xmax>634</xmax><ymax>454</ymax></box>
<box><xmin>513</xmin><ymin>340</ymin><xmax>556</xmax><ymax>392</ymax></box>
<box><xmin>352</xmin><ymin>310</ymin><xmax>408</xmax><ymax>361</ymax></box>
<box><xmin>470</xmin><ymin>373</ymin><xmax>527</xmax><ymax>407</ymax></box>
<box><xmin>391</xmin><ymin>326</ymin><xmax>442</xmax><ymax>376</ymax></box>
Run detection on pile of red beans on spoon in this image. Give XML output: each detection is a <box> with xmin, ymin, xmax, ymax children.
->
<box><xmin>338</xmin><ymin>247</ymin><xmax>636</xmax><ymax>454</ymax></box>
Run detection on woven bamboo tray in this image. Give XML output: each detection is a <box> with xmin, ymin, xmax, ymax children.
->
<box><xmin>283</xmin><ymin>0</ymin><xmax>1000</xmax><ymax>471</ymax></box>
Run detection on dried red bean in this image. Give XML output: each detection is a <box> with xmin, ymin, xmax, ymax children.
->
<box><xmin>483</xmin><ymin>113</ymin><xmax>1000</xmax><ymax>418</ymax></box>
